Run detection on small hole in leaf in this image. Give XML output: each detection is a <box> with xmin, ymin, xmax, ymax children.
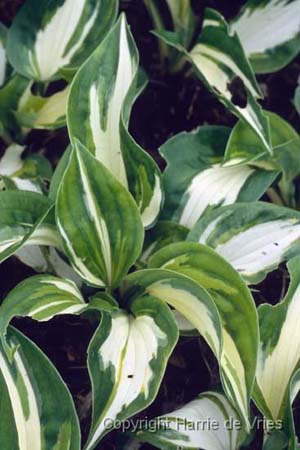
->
<box><xmin>227</xmin><ymin>76</ymin><xmax>247</xmax><ymax>108</ymax></box>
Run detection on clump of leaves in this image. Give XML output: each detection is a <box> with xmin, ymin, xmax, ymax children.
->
<box><xmin>1</xmin><ymin>1</ymin><xmax>300</xmax><ymax>450</ymax></box>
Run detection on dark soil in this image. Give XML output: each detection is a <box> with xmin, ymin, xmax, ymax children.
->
<box><xmin>0</xmin><ymin>1</ymin><xmax>300</xmax><ymax>449</ymax></box>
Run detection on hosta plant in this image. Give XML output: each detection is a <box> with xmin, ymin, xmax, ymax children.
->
<box><xmin>1</xmin><ymin>0</ymin><xmax>300</xmax><ymax>450</ymax></box>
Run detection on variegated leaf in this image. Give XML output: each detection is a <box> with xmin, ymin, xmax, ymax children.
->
<box><xmin>0</xmin><ymin>326</ymin><xmax>80</xmax><ymax>450</ymax></box>
<box><xmin>124</xmin><ymin>269</ymin><xmax>222</xmax><ymax>359</ymax></box>
<box><xmin>225</xmin><ymin>111</ymin><xmax>300</xmax><ymax>205</ymax></box>
<box><xmin>188</xmin><ymin>202</ymin><xmax>300</xmax><ymax>284</ymax></box>
<box><xmin>0</xmin><ymin>144</ymin><xmax>52</xmax><ymax>193</ymax></box>
<box><xmin>141</xmin><ymin>220</ymin><xmax>189</xmax><ymax>263</ymax></box>
<box><xmin>0</xmin><ymin>190</ymin><xmax>61</xmax><ymax>263</ymax></box>
<box><xmin>0</xmin><ymin>145</ymin><xmax>25</xmax><ymax>177</ymax></box>
<box><xmin>56</xmin><ymin>141</ymin><xmax>144</xmax><ymax>288</ymax></box>
<box><xmin>172</xmin><ymin>309</ymin><xmax>197</xmax><ymax>335</ymax></box>
<box><xmin>155</xmin><ymin>8</ymin><xmax>271</xmax><ymax>153</ymax></box>
<box><xmin>160</xmin><ymin>126</ymin><xmax>277</xmax><ymax>228</ymax></box>
<box><xmin>284</xmin><ymin>369</ymin><xmax>300</xmax><ymax>450</ymax></box>
<box><xmin>149</xmin><ymin>242</ymin><xmax>258</xmax><ymax>426</ymax></box>
<box><xmin>231</xmin><ymin>0</ymin><xmax>300</xmax><ymax>73</ymax></box>
<box><xmin>68</xmin><ymin>14</ymin><xmax>133</xmax><ymax>187</ymax></box>
<box><xmin>135</xmin><ymin>391</ymin><xmax>242</xmax><ymax>450</ymax></box>
<box><xmin>190</xmin><ymin>9</ymin><xmax>271</xmax><ymax>153</ymax></box>
<box><xmin>7</xmin><ymin>0</ymin><xmax>118</xmax><ymax>81</ymax></box>
<box><xmin>225</xmin><ymin>111</ymin><xmax>300</xmax><ymax>170</ymax></box>
<box><xmin>84</xmin><ymin>296</ymin><xmax>178</xmax><ymax>449</ymax></box>
<box><xmin>254</xmin><ymin>257</ymin><xmax>300</xmax><ymax>424</ymax></box>
<box><xmin>123</xmin><ymin>269</ymin><xmax>252</xmax><ymax>423</ymax></box>
<box><xmin>0</xmin><ymin>275</ymin><xmax>86</xmax><ymax>358</ymax></box>
<box><xmin>0</xmin><ymin>145</ymin><xmax>34</xmax><ymax>191</ymax></box>
<box><xmin>67</xmin><ymin>14</ymin><xmax>163</xmax><ymax>227</ymax></box>
<box><xmin>16</xmin><ymin>85</ymin><xmax>70</xmax><ymax>130</ymax></box>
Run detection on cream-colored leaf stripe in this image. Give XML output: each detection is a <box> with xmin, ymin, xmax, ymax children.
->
<box><xmin>0</xmin><ymin>191</ymin><xmax>61</xmax><ymax>263</ymax></box>
<box><xmin>136</xmin><ymin>391</ymin><xmax>241</xmax><ymax>450</ymax></box>
<box><xmin>0</xmin><ymin>327</ymin><xmax>80</xmax><ymax>450</ymax></box>
<box><xmin>177</xmin><ymin>164</ymin><xmax>254</xmax><ymax>228</ymax></box>
<box><xmin>17</xmin><ymin>86</ymin><xmax>70</xmax><ymax>130</ymax></box>
<box><xmin>85</xmin><ymin>297</ymin><xmax>178</xmax><ymax>449</ymax></box>
<box><xmin>147</xmin><ymin>280</ymin><xmax>220</xmax><ymax>356</ymax></box>
<box><xmin>160</xmin><ymin>126</ymin><xmax>276</xmax><ymax>229</ymax></box>
<box><xmin>68</xmin><ymin>15</ymin><xmax>163</xmax><ymax>228</ymax></box>
<box><xmin>231</xmin><ymin>0</ymin><xmax>300</xmax><ymax>73</ymax></box>
<box><xmin>0</xmin><ymin>348</ymin><xmax>41</xmax><ymax>450</ymax></box>
<box><xmin>0</xmin><ymin>275</ymin><xmax>87</xmax><ymax>358</ymax></box>
<box><xmin>185</xmin><ymin>9</ymin><xmax>271</xmax><ymax>152</ymax></box>
<box><xmin>7</xmin><ymin>0</ymin><xmax>118</xmax><ymax>80</ymax></box>
<box><xmin>56</xmin><ymin>141</ymin><xmax>144</xmax><ymax>288</ymax></box>
<box><xmin>88</xmin><ymin>17</ymin><xmax>132</xmax><ymax>187</ymax></box>
<box><xmin>148</xmin><ymin>243</ymin><xmax>258</xmax><ymax>427</ymax></box>
<box><xmin>0</xmin><ymin>145</ymin><xmax>41</xmax><ymax>193</ymax></box>
<box><xmin>189</xmin><ymin>202</ymin><xmax>300</xmax><ymax>283</ymax></box>
<box><xmin>125</xmin><ymin>268</ymin><xmax>240</xmax><ymax>418</ymax></box>
<box><xmin>29</xmin><ymin>0</ymin><xmax>100</xmax><ymax>80</ymax></box>
<box><xmin>68</xmin><ymin>14</ymin><xmax>133</xmax><ymax>182</ymax></box>
<box><xmin>255</xmin><ymin>256</ymin><xmax>300</xmax><ymax>421</ymax></box>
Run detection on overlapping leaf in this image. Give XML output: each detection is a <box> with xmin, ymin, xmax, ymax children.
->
<box><xmin>231</xmin><ymin>0</ymin><xmax>300</xmax><ymax>73</ymax></box>
<box><xmin>124</xmin><ymin>269</ymin><xmax>222</xmax><ymax>359</ymax></box>
<box><xmin>154</xmin><ymin>8</ymin><xmax>271</xmax><ymax>153</ymax></box>
<box><xmin>251</xmin><ymin>258</ymin><xmax>300</xmax><ymax>450</ymax></box>
<box><xmin>16</xmin><ymin>85</ymin><xmax>70</xmax><ymax>130</ymax></box>
<box><xmin>7</xmin><ymin>0</ymin><xmax>118</xmax><ymax>81</ymax></box>
<box><xmin>225</xmin><ymin>111</ymin><xmax>300</xmax><ymax>205</ymax></box>
<box><xmin>84</xmin><ymin>297</ymin><xmax>178</xmax><ymax>449</ymax></box>
<box><xmin>0</xmin><ymin>326</ymin><xmax>80</xmax><ymax>450</ymax></box>
<box><xmin>254</xmin><ymin>257</ymin><xmax>300</xmax><ymax>422</ymax></box>
<box><xmin>135</xmin><ymin>391</ymin><xmax>242</xmax><ymax>450</ymax></box>
<box><xmin>56</xmin><ymin>141</ymin><xmax>144</xmax><ymax>288</ymax></box>
<box><xmin>0</xmin><ymin>190</ymin><xmax>60</xmax><ymax>263</ymax></box>
<box><xmin>188</xmin><ymin>202</ymin><xmax>300</xmax><ymax>284</ymax></box>
<box><xmin>0</xmin><ymin>144</ymin><xmax>52</xmax><ymax>192</ymax></box>
<box><xmin>141</xmin><ymin>220</ymin><xmax>189</xmax><ymax>263</ymax></box>
<box><xmin>149</xmin><ymin>242</ymin><xmax>258</xmax><ymax>426</ymax></box>
<box><xmin>0</xmin><ymin>275</ymin><xmax>87</xmax><ymax>358</ymax></box>
<box><xmin>67</xmin><ymin>14</ymin><xmax>163</xmax><ymax>227</ymax></box>
<box><xmin>225</xmin><ymin>111</ymin><xmax>300</xmax><ymax>165</ymax></box>
<box><xmin>189</xmin><ymin>9</ymin><xmax>271</xmax><ymax>152</ymax></box>
<box><xmin>123</xmin><ymin>268</ymin><xmax>255</xmax><ymax>426</ymax></box>
<box><xmin>160</xmin><ymin>126</ymin><xmax>277</xmax><ymax>228</ymax></box>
